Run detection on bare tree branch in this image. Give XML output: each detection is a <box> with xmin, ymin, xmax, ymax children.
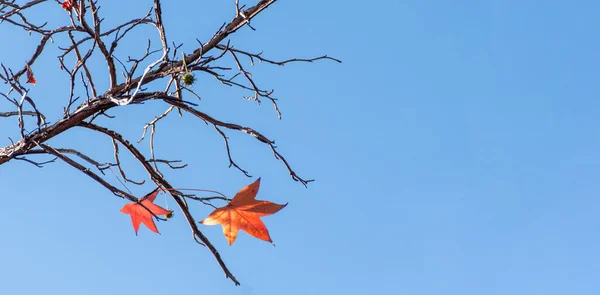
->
<box><xmin>159</xmin><ymin>94</ymin><xmax>314</xmax><ymax>186</ymax></box>
<box><xmin>78</xmin><ymin>121</ymin><xmax>240</xmax><ymax>285</ymax></box>
<box><xmin>33</xmin><ymin>141</ymin><xmax>137</xmax><ymax>202</ymax></box>
<box><xmin>0</xmin><ymin>0</ymin><xmax>337</xmax><ymax>285</ymax></box>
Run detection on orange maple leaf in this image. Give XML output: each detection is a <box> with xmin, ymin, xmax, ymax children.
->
<box><xmin>25</xmin><ymin>64</ymin><xmax>36</xmax><ymax>85</ymax></box>
<box><xmin>200</xmin><ymin>178</ymin><xmax>287</xmax><ymax>245</ymax></box>
<box><xmin>120</xmin><ymin>188</ymin><xmax>172</xmax><ymax>235</ymax></box>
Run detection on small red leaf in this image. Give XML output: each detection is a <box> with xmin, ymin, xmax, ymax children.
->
<box><xmin>120</xmin><ymin>188</ymin><xmax>172</xmax><ymax>235</ymax></box>
<box><xmin>26</xmin><ymin>64</ymin><xmax>36</xmax><ymax>86</ymax></box>
<box><xmin>61</xmin><ymin>0</ymin><xmax>78</xmax><ymax>11</ymax></box>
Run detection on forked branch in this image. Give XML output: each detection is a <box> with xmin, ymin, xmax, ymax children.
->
<box><xmin>0</xmin><ymin>0</ymin><xmax>336</xmax><ymax>286</ymax></box>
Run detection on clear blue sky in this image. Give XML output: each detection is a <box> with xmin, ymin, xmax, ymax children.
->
<box><xmin>1</xmin><ymin>0</ymin><xmax>600</xmax><ymax>294</ymax></box>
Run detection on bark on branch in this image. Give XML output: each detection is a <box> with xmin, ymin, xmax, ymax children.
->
<box><xmin>0</xmin><ymin>0</ymin><xmax>337</xmax><ymax>286</ymax></box>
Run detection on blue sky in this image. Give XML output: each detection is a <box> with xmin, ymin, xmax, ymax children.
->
<box><xmin>1</xmin><ymin>0</ymin><xmax>600</xmax><ymax>294</ymax></box>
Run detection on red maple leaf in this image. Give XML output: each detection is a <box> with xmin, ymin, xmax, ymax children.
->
<box><xmin>120</xmin><ymin>188</ymin><xmax>172</xmax><ymax>235</ymax></box>
<box><xmin>61</xmin><ymin>0</ymin><xmax>78</xmax><ymax>11</ymax></box>
<box><xmin>25</xmin><ymin>64</ymin><xmax>36</xmax><ymax>85</ymax></box>
<box><xmin>200</xmin><ymin>178</ymin><xmax>287</xmax><ymax>245</ymax></box>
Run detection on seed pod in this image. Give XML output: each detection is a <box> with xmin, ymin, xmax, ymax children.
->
<box><xmin>182</xmin><ymin>73</ymin><xmax>195</xmax><ymax>86</ymax></box>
